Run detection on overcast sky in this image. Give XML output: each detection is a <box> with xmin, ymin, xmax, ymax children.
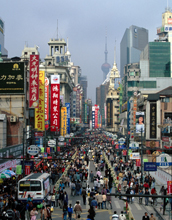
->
<box><xmin>0</xmin><ymin>0</ymin><xmax>169</xmax><ymax>103</ymax></box>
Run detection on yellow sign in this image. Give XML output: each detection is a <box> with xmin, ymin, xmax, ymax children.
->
<box><xmin>60</xmin><ymin>107</ymin><xmax>67</xmax><ymax>136</ymax></box>
<box><xmin>35</xmin><ymin>71</ymin><xmax>45</xmax><ymax>131</ymax></box>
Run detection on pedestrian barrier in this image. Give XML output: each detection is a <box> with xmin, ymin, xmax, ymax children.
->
<box><xmin>103</xmin><ymin>152</ymin><xmax>135</xmax><ymax>220</ymax></box>
<box><xmin>54</xmin><ymin>150</ymin><xmax>78</xmax><ymax>191</ymax></box>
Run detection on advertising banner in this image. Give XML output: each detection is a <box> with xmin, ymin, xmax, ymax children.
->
<box><xmin>167</xmin><ymin>181</ymin><xmax>172</xmax><ymax>194</ymax></box>
<box><xmin>50</xmin><ymin>75</ymin><xmax>60</xmax><ymax>132</ymax></box>
<box><xmin>29</xmin><ymin>55</ymin><xmax>39</xmax><ymax>108</ymax></box>
<box><xmin>61</xmin><ymin>107</ymin><xmax>67</xmax><ymax>136</ymax></box>
<box><xmin>136</xmin><ymin>159</ymin><xmax>141</xmax><ymax>167</ymax></box>
<box><xmin>92</xmin><ymin>106</ymin><xmax>95</xmax><ymax>128</ymax></box>
<box><xmin>85</xmin><ymin>102</ymin><xmax>87</xmax><ymax>124</ymax></box>
<box><xmin>45</xmin><ymin>77</ymin><xmax>49</xmax><ymax>130</ymax></box>
<box><xmin>25</xmin><ymin>165</ymin><xmax>30</xmax><ymax>175</ymax></box>
<box><xmin>16</xmin><ymin>165</ymin><xmax>22</xmax><ymax>175</ymax></box>
<box><xmin>107</xmin><ymin>98</ymin><xmax>112</xmax><ymax>127</ymax></box>
<box><xmin>144</xmin><ymin>162</ymin><xmax>157</xmax><ymax>171</ymax></box>
<box><xmin>35</xmin><ymin>71</ymin><xmax>45</xmax><ymax>131</ymax></box>
<box><xmin>65</xmin><ymin>103</ymin><xmax>70</xmax><ymax>134</ymax></box>
<box><xmin>130</xmin><ymin>152</ymin><xmax>140</xmax><ymax>160</ymax></box>
<box><xmin>0</xmin><ymin>62</ymin><xmax>24</xmax><ymax>94</ymax></box>
<box><xmin>136</xmin><ymin>112</ymin><xmax>144</xmax><ymax>133</ymax></box>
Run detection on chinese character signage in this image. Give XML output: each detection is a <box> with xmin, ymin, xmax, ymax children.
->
<box><xmin>29</xmin><ymin>55</ymin><xmax>39</xmax><ymax>108</ymax></box>
<box><xmin>92</xmin><ymin>106</ymin><xmax>95</xmax><ymax>128</ymax></box>
<box><xmin>35</xmin><ymin>71</ymin><xmax>45</xmax><ymax>131</ymax></box>
<box><xmin>85</xmin><ymin>102</ymin><xmax>87</xmax><ymax>124</ymax></box>
<box><xmin>45</xmin><ymin>77</ymin><xmax>49</xmax><ymax>130</ymax></box>
<box><xmin>167</xmin><ymin>181</ymin><xmax>172</xmax><ymax>194</ymax></box>
<box><xmin>50</xmin><ymin>75</ymin><xmax>60</xmax><ymax>132</ymax></box>
<box><xmin>0</xmin><ymin>62</ymin><xmax>24</xmax><ymax>94</ymax></box>
<box><xmin>95</xmin><ymin>105</ymin><xmax>98</xmax><ymax>128</ymax></box>
<box><xmin>65</xmin><ymin>103</ymin><xmax>70</xmax><ymax>134</ymax></box>
<box><xmin>150</xmin><ymin>103</ymin><xmax>157</xmax><ymax>139</ymax></box>
<box><xmin>61</xmin><ymin>107</ymin><xmax>67</xmax><ymax>136</ymax></box>
<box><xmin>106</xmin><ymin>98</ymin><xmax>112</xmax><ymax>127</ymax></box>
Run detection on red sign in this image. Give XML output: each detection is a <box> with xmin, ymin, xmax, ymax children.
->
<box><xmin>167</xmin><ymin>181</ymin><xmax>172</xmax><ymax>194</ymax></box>
<box><xmin>45</xmin><ymin>77</ymin><xmax>49</xmax><ymax>130</ymax></box>
<box><xmin>57</xmin><ymin>146</ymin><xmax>60</xmax><ymax>152</ymax></box>
<box><xmin>95</xmin><ymin>105</ymin><xmax>98</xmax><ymax>128</ymax></box>
<box><xmin>168</xmin><ymin>18</ymin><xmax>172</xmax><ymax>24</ymax></box>
<box><xmin>47</xmin><ymin>147</ymin><xmax>50</xmax><ymax>154</ymax></box>
<box><xmin>136</xmin><ymin>159</ymin><xmax>141</xmax><ymax>167</ymax></box>
<box><xmin>162</xmin><ymin>137</ymin><xmax>169</xmax><ymax>142</ymax></box>
<box><xmin>34</xmin><ymin>132</ymin><xmax>43</xmax><ymax>137</ymax></box>
<box><xmin>50</xmin><ymin>75</ymin><xmax>60</xmax><ymax>132</ymax></box>
<box><xmin>25</xmin><ymin>165</ymin><xmax>30</xmax><ymax>175</ymax></box>
<box><xmin>29</xmin><ymin>55</ymin><xmax>39</xmax><ymax>108</ymax></box>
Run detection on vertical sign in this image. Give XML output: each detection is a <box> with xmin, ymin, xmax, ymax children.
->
<box><xmin>150</xmin><ymin>103</ymin><xmax>157</xmax><ymax>139</ymax></box>
<box><xmin>29</xmin><ymin>55</ymin><xmax>39</xmax><ymax>108</ymax></box>
<box><xmin>45</xmin><ymin>77</ymin><xmax>49</xmax><ymax>130</ymax></box>
<box><xmin>85</xmin><ymin>102</ymin><xmax>87</xmax><ymax>124</ymax></box>
<box><xmin>107</xmin><ymin>98</ymin><xmax>112</xmax><ymax>127</ymax></box>
<box><xmin>167</xmin><ymin>181</ymin><xmax>172</xmax><ymax>194</ymax></box>
<box><xmin>92</xmin><ymin>106</ymin><xmax>95</xmax><ymax>128</ymax></box>
<box><xmin>61</xmin><ymin>107</ymin><xmax>67</xmax><ymax>136</ymax></box>
<box><xmin>65</xmin><ymin>103</ymin><xmax>70</xmax><ymax>134</ymax></box>
<box><xmin>133</xmin><ymin>96</ymin><xmax>137</xmax><ymax>128</ymax></box>
<box><xmin>35</xmin><ymin>71</ymin><xmax>45</xmax><ymax>131</ymax></box>
<box><xmin>50</xmin><ymin>75</ymin><xmax>60</xmax><ymax>132</ymax></box>
<box><xmin>95</xmin><ymin>105</ymin><xmax>98</xmax><ymax>128</ymax></box>
<box><xmin>25</xmin><ymin>165</ymin><xmax>30</xmax><ymax>175</ymax></box>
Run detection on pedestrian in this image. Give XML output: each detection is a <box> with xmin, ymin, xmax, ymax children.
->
<box><xmin>102</xmin><ymin>192</ymin><xmax>107</xmax><ymax>209</ymax></box>
<box><xmin>90</xmin><ymin>171</ymin><xmax>94</xmax><ymax>182</ymax></box>
<box><xmin>119</xmin><ymin>211</ymin><xmax>126</xmax><ymax>220</ymax></box>
<box><xmin>62</xmin><ymin>202</ymin><xmax>68</xmax><ymax>220</ymax></box>
<box><xmin>13</xmin><ymin>208</ymin><xmax>20</xmax><ymax>220</ymax></box>
<box><xmin>91</xmin><ymin>197</ymin><xmax>98</xmax><ymax>209</ymax></box>
<box><xmin>145</xmin><ymin>188</ymin><xmax>150</xmax><ymax>206</ymax></box>
<box><xmin>86</xmin><ymin>215</ymin><xmax>92</xmax><ymax>220</ymax></box>
<box><xmin>47</xmin><ymin>205</ymin><xmax>52</xmax><ymax>220</ymax></box>
<box><xmin>88</xmin><ymin>206</ymin><xmax>96</xmax><ymax>220</ymax></box>
<box><xmin>51</xmin><ymin>194</ymin><xmax>55</xmax><ymax>207</ymax></box>
<box><xmin>106</xmin><ymin>193</ymin><xmax>112</xmax><ymax>209</ymax></box>
<box><xmin>150</xmin><ymin>213</ymin><xmax>156</xmax><ymax>220</ymax></box>
<box><xmin>96</xmin><ymin>192</ymin><xmax>103</xmax><ymax>209</ymax></box>
<box><xmin>63</xmin><ymin>191</ymin><xmax>68</xmax><ymax>205</ymax></box>
<box><xmin>6</xmin><ymin>206</ymin><xmax>15</xmax><ymax>220</ymax></box>
<box><xmin>74</xmin><ymin>201</ymin><xmax>82</xmax><ymax>219</ymax></box>
<box><xmin>112</xmin><ymin>211</ymin><xmax>119</xmax><ymax>219</ymax></box>
<box><xmin>142</xmin><ymin>212</ymin><xmax>150</xmax><ymax>220</ymax></box>
<box><xmin>55</xmin><ymin>191</ymin><xmax>60</xmax><ymax>207</ymax></box>
<box><xmin>139</xmin><ymin>189</ymin><xmax>143</xmax><ymax>204</ymax></box>
<box><xmin>68</xmin><ymin>204</ymin><xmax>73</xmax><ymax>220</ymax></box>
<box><xmin>82</xmin><ymin>188</ymin><xmax>87</xmax><ymax>205</ymax></box>
<box><xmin>40</xmin><ymin>206</ymin><xmax>47</xmax><ymax>220</ymax></box>
<box><xmin>30</xmin><ymin>207</ymin><xmax>38</xmax><ymax>220</ymax></box>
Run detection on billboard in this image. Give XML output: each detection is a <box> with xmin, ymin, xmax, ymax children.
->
<box><xmin>45</xmin><ymin>77</ymin><xmax>49</xmax><ymax>130</ymax></box>
<box><xmin>107</xmin><ymin>98</ymin><xmax>112</xmax><ymax>127</ymax></box>
<box><xmin>29</xmin><ymin>55</ymin><xmax>39</xmax><ymax>108</ymax></box>
<box><xmin>35</xmin><ymin>71</ymin><xmax>45</xmax><ymax>131</ymax></box>
<box><xmin>65</xmin><ymin>103</ymin><xmax>70</xmax><ymax>134</ymax></box>
<box><xmin>61</xmin><ymin>107</ymin><xmax>67</xmax><ymax>136</ymax></box>
<box><xmin>0</xmin><ymin>62</ymin><xmax>24</xmax><ymax>94</ymax></box>
<box><xmin>50</xmin><ymin>75</ymin><xmax>60</xmax><ymax>132</ymax></box>
<box><xmin>136</xmin><ymin>112</ymin><xmax>144</xmax><ymax>133</ymax></box>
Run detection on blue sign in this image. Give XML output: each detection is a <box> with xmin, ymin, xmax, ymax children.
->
<box><xmin>144</xmin><ymin>162</ymin><xmax>157</xmax><ymax>171</ymax></box>
<box><xmin>65</xmin><ymin>103</ymin><xmax>70</xmax><ymax>134</ymax></box>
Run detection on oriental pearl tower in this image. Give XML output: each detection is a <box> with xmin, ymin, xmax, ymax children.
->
<box><xmin>101</xmin><ymin>36</ymin><xmax>111</xmax><ymax>81</ymax></box>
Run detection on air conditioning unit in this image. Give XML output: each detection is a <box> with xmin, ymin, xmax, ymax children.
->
<box><xmin>10</xmin><ymin>116</ymin><xmax>17</xmax><ymax>123</ymax></box>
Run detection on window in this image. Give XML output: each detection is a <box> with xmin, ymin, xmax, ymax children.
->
<box><xmin>32</xmin><ymin>52</ymin><xmax>35</xmax><ymax>55</ymax></box>
<box><xmin>130</xmin><ymin>71</ymin><xmax>135</xmax><ymax>76</ymax></box>
<box><xmin>19</xmin><ymin>181</ymin><xmax>41</xmax><ymax>191</ymax></box>
<box><xmin>24</xmin><ymin>52</ymin><xmax>27</xmax><ymax>55</ymax></box>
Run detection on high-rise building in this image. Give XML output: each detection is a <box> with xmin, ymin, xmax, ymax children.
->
<box><xmin>120</xmin><ymin>25</ymin><xmax>148</xmax><ymax>78</ymax></box>
<box><xmin>0</xmin><ymin>17</ymin><xmax>8</xmax><ymax>57</ymax></box>
<box><xmin>101</xmin><ymin>36</ymin><xmax>111</xmax><ymax>81</ymax></box>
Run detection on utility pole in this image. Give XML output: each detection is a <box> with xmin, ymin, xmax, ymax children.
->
<box><xmin>141</xmin><ymin>128</ymin><xmax>143</xmax><ymax>183</ymax></box>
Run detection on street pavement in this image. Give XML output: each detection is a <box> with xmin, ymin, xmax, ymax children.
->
<box><xmin>35</xmin><ymin>154</ymin><xmax>171</xmax><ymax>220</ymax></box>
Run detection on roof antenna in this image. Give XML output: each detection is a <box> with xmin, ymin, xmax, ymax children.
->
<box><xmin>57</xmin><ymin>19</ymin><xmax>58</xmax><ymax>39</ymax></box>
<box><xmin>67</xmin><ymin>37</ymin><xmax>69</xmax><ymax>51</ymax></box>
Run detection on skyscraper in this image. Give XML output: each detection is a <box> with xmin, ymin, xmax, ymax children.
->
<box><xmin>0</xmin><ymin>17</ymin><xmax>8</xmax><ymax>57</ymax></box>
<box><xmin>101</xmin><ymin>36</ymin><xmax>111</xmax><ymax>81</ymax></box>
<box><xmin>120</xmin><ymin>25</ymin><xmax>148</xmax><ymax>78</ymax></box>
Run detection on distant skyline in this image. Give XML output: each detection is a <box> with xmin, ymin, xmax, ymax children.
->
<box><xmin>0</xmin><ymin>0</ymin><xmax>169</xmax><ymax>103</ymax></box>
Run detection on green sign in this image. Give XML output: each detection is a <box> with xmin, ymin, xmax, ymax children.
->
<box><xmin>40</xmin><ymin>147</ymin><xmax>44</xmax><ymax>153</ymax></box>
<box><xmin>143</xmin><ymin>159</ymin><xmax>148</xmax><ymax>162</ymax></box>
<box><xmin>128</xmin><ymin>149</ymin><xmax>132</xmax><ymax>155</ymax></box>
<box><xmin>0</xmin><ymin>62</ymin><xmax>24</xmax><ymax>94</ymax></box>
<box><xmin>16</xmin><ymin>165</ymin><xmax>22</xmax><ymax>175</ymax></box>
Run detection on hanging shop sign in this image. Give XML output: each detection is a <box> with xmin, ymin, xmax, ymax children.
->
<box><xmin>45</xmin><ymin>77</ymin><xmax>49</xmax><ymax>129</ymax></box>
<box><xmin>156</xmin><ymin>153</ymin><xmax>172</xmax><ymax>168</ymax></box>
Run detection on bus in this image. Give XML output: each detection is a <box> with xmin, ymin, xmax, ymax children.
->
<box><xmin>18</xmin><ymin>173</ymin><xmax>50</xmax><ymax>203</ymax></box>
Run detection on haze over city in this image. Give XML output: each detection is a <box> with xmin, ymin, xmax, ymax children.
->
<box><xmin>0</xmin><ymin>0</ymin><xmax>169</xmax><ymax>103</ymax></box>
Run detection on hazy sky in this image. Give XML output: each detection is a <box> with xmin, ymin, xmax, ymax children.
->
<box><xmin>0</xmin><ymin>0</ymin><xmax>169</xmax><ymax>103</ymax></box>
